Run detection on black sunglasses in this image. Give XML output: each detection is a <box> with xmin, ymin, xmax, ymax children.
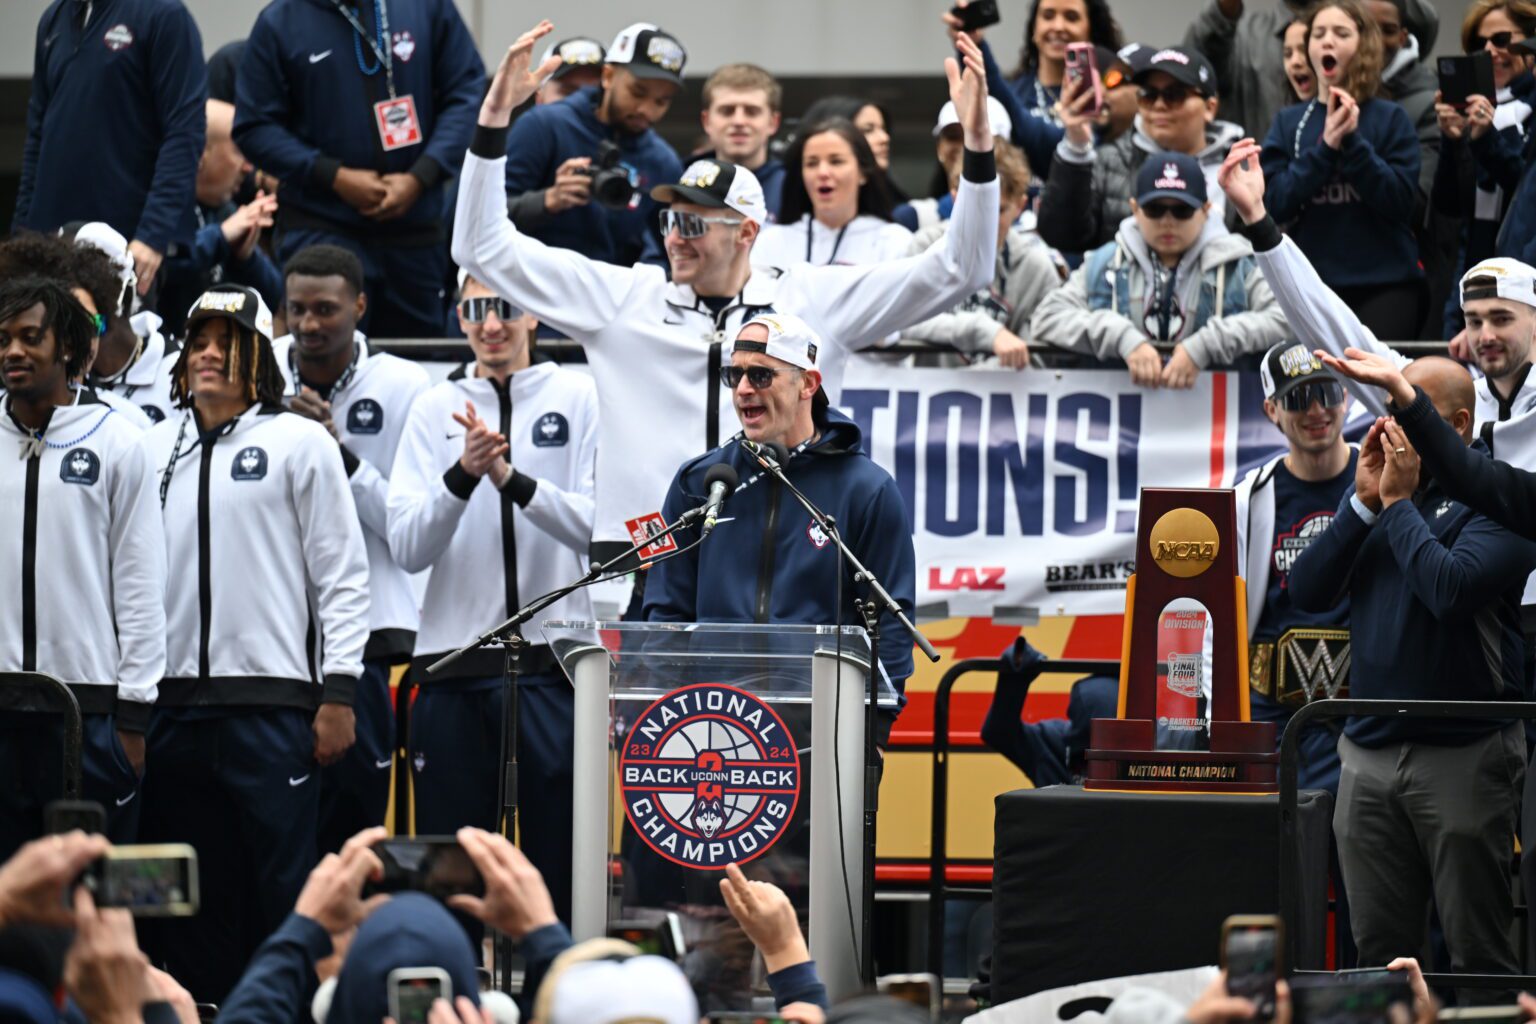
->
<box><xmin>1140</xmin><ymin>201</ymin><xmax>1199</xmax><ymax>220</ymax></box>
<box><xmin>458</xmin><ymin>297</ymin><xmax>518</xmax><ymax>323</ymax></box>
<box><xmin>1137</xmin><ymin>83</ymin><xmax>1201</xmax><ymax>107</ymax></box>
<box><xmin>1470</xmin><ymin>30</ymin><xmax>1517</xmax><ymax>50</ymax></box>
<box><xmin>720</xmin><ymin>365</ymin><xmax>796</xmax><ymax>389</ymax></box>
<box><xmin>1279</xmin><ymin>380</ymin><xmax>1346</xmax><ymax>411</ymax></box>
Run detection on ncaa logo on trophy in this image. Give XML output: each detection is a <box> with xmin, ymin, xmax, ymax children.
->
<box><xmin>619</xmin><ymin>683</ymin><xmax>801</xmax><ymax>869</ymax></box>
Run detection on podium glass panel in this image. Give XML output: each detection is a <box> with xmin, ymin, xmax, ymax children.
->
<box><xmin>541</xmin><ymin>621</ymin><xmax>899</xmax><ymax>1008</ymax></box>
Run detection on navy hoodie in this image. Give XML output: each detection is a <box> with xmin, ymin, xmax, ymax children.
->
<box><xmin>15</xmin><ymin>0</ymin><xmax>206</xmax><ymax>253</ymax></box>
<box><xmin>643</xmin><ymin>409</ymin><xmax>916</xmax><ymax>696</ymax></box>
<box><xmin>503</xmin><ymin>85</ymin><xmax>683</xmax><ymax>266</ymax></box>
<box><xmin>1288</xmin><ymin>443</ymin><xmax>1536</xmax><ymax>748</ymax></box>
<box><xmin>233</xmin><ymin>0</ymin><xmax>484</xmax><ymax>240</ymax></box>
<box><xmin>1260</xmin><ymin>97</ymin><xmax>1421</xmax><ymax>289</ymax></box>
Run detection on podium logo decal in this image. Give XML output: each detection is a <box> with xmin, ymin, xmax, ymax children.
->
<box><xmin>619</xmin><ymin>683</ymin><xmax>800</xmax><ymax>870</ymax></box>
<box><xmin>1148</xmin><ymin>507</ymin><xmax>1220</xmax><ymax>578</ymax></box>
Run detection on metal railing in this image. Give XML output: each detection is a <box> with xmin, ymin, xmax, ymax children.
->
<box><xmin>0</xmin><ymin>672</ymin><xmax>84</xmax><ymax>799</ymax></box>
<box><xmin>372</xmin><ymin>338</ymin><xmax>1455</xmax><ymax>365</ymax></box>
<box><xmin>1279</xmin><ymin>697</ymin><xmax>1536</xmax><ymax>990</ymax></box>
<box><xmin>925</xmin><ymin>655</ymin><xmax>1120</xmax><ymax>982</ymax></box>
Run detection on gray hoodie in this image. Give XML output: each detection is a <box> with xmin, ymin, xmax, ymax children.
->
<box><xmin>1036</xmin><ymin>119</ymin><xmax>1247</xmax><ymax>254</ymax></box>
<box><xmin>1029</xmin><ymin>214</ymin><xmax>1288</xmax><ymax>368</ymax></box>
<box><xmin>900</xmin><ymin>222</ymin><xmax>1067</xmax><ymax>360</ymax></box>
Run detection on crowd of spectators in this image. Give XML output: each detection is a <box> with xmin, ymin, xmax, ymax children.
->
<box><xmin>13</xmin><ymin>0</ymin><xmax>1536</xmax><ymax>1019</ymax></box>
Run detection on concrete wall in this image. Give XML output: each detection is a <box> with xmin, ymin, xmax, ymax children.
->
<box><xmin>0</xmin><ymin>0</ymin><xmax>1478</xmax><ymax>80</ymax></box>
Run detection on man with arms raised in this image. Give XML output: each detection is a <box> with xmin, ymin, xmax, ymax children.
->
<box><xmin>454</xmin><ymin>20</ymin><xmax>999</xmax><ymax>589</ymax></box>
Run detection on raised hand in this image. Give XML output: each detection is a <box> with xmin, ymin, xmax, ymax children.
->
<box><xmin>1355</xmin><ymin>418</ymin><xmax>1386</xmax><ymax>513</ymax></box>
<box><xmin>1314</xmin><ymin>346</ymin><xmax>1414</xmax><ymax>407</ymax></box>
<box><xmin>448</xmin><ymin>827</ymin><xmax>559</xmax><ymax>942</ymax></box>
<box><xmin>719</xmin><ymin>862</ymin><xmax>808</xmax><ymax>973</ymax></box>
<box><xmin>480</xmin><ymin>21</ymin><xmax>563</xmax><ymax>128</ymax></box>
<box><xmin>1218</xmin><ymin>139</ymin><xmax>1267</xmax><ymax>225</ymax></box>
<box><xmin>945</xmin><ymin>33</ymin><xmax>994</xmax><ymax>152</ymax></box>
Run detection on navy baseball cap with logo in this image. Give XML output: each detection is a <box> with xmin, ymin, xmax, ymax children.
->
<box><xmin>184</xmin><ymin>285</ymin><xmax>275</xmax><ymax>345</ymax></box>
<box><xmin>1136</xmin><ymin>151</ymin><xmax>1207</xmax><ymax>207</ymax></box>
<box><xmin>1134</xmin><ymin>45</ymin><xmax>1216</xmax><ymax>94</ymax></box>
<box><xmin>541</xmin><ymin>37</ymin><xmax>605</xmax><ymax>81</ymax></box>
<box><xmin>606</xmin><ymin>22</ymin><xmax>687</xmax><ymax>86</ymax></box>
<box><xmin>1260</xmin><ymin>341</ymin><xmax>1342</xmax><ymax>402</ymax></box>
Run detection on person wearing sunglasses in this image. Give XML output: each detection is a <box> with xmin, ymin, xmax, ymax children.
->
<box><xmin>1030</xmin><ymin>150</ymin><xmax>1287</xmax><ymax>387</ymax></box>
<box><xmin>267</xmin><ymin>244</ymin><xmax>430</xmax><ymax>859</ymax></box>
<box><xmin>1433</xmin><ymin>1</ymin><xmax>1536</xmax><ymax>345</ymax></box>
<box><xmin>0</xmin><ymin>276</ymin><xmax>166</xmax><ymax>860</ymax></box>
<box><xmin>1229</xmin><ymin>344</ymin><xmax>1357</xmax><ymax>799</ymax></box>
<box><xmin>643</xmin><ymin>313</ymin><xmax>916</xmax><ymax>724</ymax></box>
<box><xmin>386</xmin><ymin>267</ymin><xmax>596</xmax><ymax>929</ymax></box>
<box><xmin>454</xmin><ymin>19</ymin><xmax>998</xmax><ymax>585</ymax></box>
<box><xmin>1036</xmin><ymin>46</ymin><xmax>1247</xmax><ymax>257</ymax></box>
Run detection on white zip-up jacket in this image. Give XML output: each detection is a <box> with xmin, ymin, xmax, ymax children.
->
<box><xmin>452</xmin><ymin>130</ymin><xmax>1000</xmax><ymax>547</ymax></box>
<box><xmin>142</xmin><ymin>403</ymin><xmax>370</xmax><ymax>708</ymax></box>
<box><xmin>0</xmin><ymin>391</ymin><xmax>166</xmax><ymax>730</ymax></box>
<box><xmin>93</xmin><ymin>312</ymin><xmax>178</xmax><ymax>426</ymax></box>
<box><xmin>1253</xmin><ymin>229</ymin><xmax>1536</xmax><ymax>601</ymax></box>
<box><xmin>274</xmin><ymin>333</ymin><xmax>430</xmax><ymax>662</ymax></box>
<box><xmin>386</xmin><ymin>360</ymin><xmax>597</xmax><ymax>680</ymax></box>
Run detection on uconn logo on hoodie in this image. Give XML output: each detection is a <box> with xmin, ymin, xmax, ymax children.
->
<box><xmin>618</xmin><ymin>683</ymin><xmax>800</xmax><ymax>869</ymax></box>
<box><xmin>232</xmin><ymin>446</ymin><xmax>268</xmax><ymax>481</ymax></box>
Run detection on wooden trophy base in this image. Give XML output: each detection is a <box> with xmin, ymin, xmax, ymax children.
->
<box><xmin>1083</xmin><ymin>718</ymin><xmax>1279</xmax><ymax>793</ymax></box>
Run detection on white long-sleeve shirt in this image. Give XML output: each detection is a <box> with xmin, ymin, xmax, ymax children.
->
<box><xmin>0</xmin><ymin>391</ymin><xmax>166</xmax><ymax>729</ymax></box>
<box><xmin>142</xmin><ymin>403</ymin><xmax>370</xmax><ymax>708</ymax></box>
<box><xmin>451</xmin><ymin>138</ymin><xmax>999</xmax><ymax>546</ymax></box>
<box><xmin>386</xmin><ymin>361</ymin><xmax>597</xmax><ymax>680</ymax></box>
<box><xmin>274</xmin><ymin>334</ymin><xmax>430</xmax><ymax>660</ymax></box>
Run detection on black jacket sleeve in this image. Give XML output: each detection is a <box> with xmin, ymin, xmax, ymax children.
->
<box><xmin>1393</xmin><ymin>386</ymin><xmax>1536</xmax><ymax>540</ymax></box>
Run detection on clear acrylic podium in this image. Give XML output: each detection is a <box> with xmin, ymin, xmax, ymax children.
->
<box><xmin>542</xmin><ymin>620</ymin><xmax>899</xmax><ymax>1007</ymax></box>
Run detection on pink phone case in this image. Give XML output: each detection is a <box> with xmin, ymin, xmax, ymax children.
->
<box><xmin>1065</xmin><ymin>42</ymin><xmax>1105</xmax><ymax>117</ymax></box>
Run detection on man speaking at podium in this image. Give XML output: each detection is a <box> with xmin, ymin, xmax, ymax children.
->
<box><xmin>643</xmin><ymin>312</ymin><xmax>917</xmax><ymax>728</ymax></box>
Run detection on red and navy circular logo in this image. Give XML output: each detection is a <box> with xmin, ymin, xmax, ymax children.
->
<box><xmin>620</xmin><ymin>683</ymin><xmax>800</xmax><ymax>870</ymax></box>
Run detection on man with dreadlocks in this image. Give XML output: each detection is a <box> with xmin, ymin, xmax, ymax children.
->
<box><xmin>0</xmin><ymin>277</ymin><xmax>166</xmax><ymax>859</ymax></box>
<box><xmin>136</xmin><ymin>284</ymin><xmax>370</xmax><ymax>1003</ymax></box>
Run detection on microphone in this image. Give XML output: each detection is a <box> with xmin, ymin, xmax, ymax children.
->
<box><xmin>700</xmin><ymin>463</ymin><xmax>739</xmax><ymax>538</ymax></box>
<box><xmin>741</xmin><ymin>438</ymin><xmax>792</xmax><ymax>470</ymax></box>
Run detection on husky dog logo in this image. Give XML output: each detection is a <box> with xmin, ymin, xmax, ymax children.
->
<box><xmin>1166</xmin><ymin>652</ymin><xmax>1203</xmax><ymax>698</ymax></box>
<box><xmin>60</xmin><ymin>448</ymin><xmax>100</xmax><ymax>485</ymax></box>
<box><xmin>392</xmin><ymin>31</ymin><xmax>416</xmax><ymax>62</ymax></box>
<box><xmin>619</xmin><ymin>683</ymin><xmax>800</xmax><ymax>870</ymax></box>
<box><xmin>532</xmin><ymin>412</ymin><xmax>569</xmax><ymax>447</ymax></box>
<box><xmin>231</xmin><ymin>446</ymin><xmax>268</xmax><ymax>481</ymax></box>
<box><xmin>346</xmin><ymin>398</ymin><xmax>384</xmax><ymax>435</ymax></box>
<box><xmin>807</xmin><ymin>519</ymin><xmax>830</xmax><ymax>549</ymax></box>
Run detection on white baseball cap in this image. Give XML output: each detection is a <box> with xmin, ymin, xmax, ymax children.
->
<box><xmin>725</xmin><ymin>311</ymin><xmax>821</xmax><ymax>371</ymax></box>
<box><xmin>650</xmin><ymin>159</ymin><xmax>769</xmax><ymax>227</ymax></box>
<box><xmin>543</xmin><ymin>955</ymin><xmax>698</xmax><ymax>1024</ymax></box>
<box><xmin>933</xmin><ymin>95</ymin><xmax>1013</xmax><ymax>140</ymax></box>
<box><xmin>72</xmin><ymin>221</ymin><xmax>137</xmax><ymax>311</ymax></box>
<box><xmin>1461</xmin><ymin>257</ymin><xmax>1536</xmax><ymax>310</ymax></box>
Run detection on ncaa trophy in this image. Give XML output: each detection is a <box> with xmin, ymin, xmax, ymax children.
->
<box><xmin>1084</xmin><ymin>488</ymin><xmax>1278</xmax><ymax>792</ymax></box>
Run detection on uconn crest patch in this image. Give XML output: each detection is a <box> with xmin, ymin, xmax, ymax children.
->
<box><xmin>231</xmin><ymin>446</ymin><xmax>268</xmax><ymax>481</ymax></box>
<box><xmin>141</xmin><ymin>405</ymin><xmax>166</xmax><ymax>424</ymax></box>
<box><xmin>532</xmin><ymin>412</ymin><xmax>569</xmax><ymax>447</ymax></box>
<box><xmin>60</xmin><ymin>448</ymin><xmax>100</xmax><ymax>485</ymax></box>
<box><xmin>347</xmin><ymin>398</ymin><xmax>384</xmax><ymax>435</ymax></box>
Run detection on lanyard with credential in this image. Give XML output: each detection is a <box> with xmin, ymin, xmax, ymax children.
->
<box><xmin>331</xmin><ymin>0</ymin><xmax>396</xmax><ymax>99</ymax></box>
<box><xmin>806</xmin><ymin>221</ymin><xmax>851</xmax><ymax>265</ymax></box>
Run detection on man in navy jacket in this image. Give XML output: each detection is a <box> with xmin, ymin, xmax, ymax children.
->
<box><xmin>15</xmin><ymin>0</ymin><xmax>206</xmax><ymax>301</ymax></box>
<box><xmin>234</xmin><ymin>0</ymin><xmax>484</xmax><ymax>337</ymax></box>
<box><xmin>1290</xmin><ymin>356</ymin><xmax>1534</xmax><ymax>983</ymax></box>
<box><xmin>644</xmin><ymin>312</ymin><xmax>917</xmax><ymax>703</ymax></box>
<box><xmin>504</xmin><ymin>22</ymin><xmax>685</xmax><ymax>267</ymax></box>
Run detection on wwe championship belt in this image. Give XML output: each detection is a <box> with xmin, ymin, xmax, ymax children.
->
<box><xmin>1250</xmin><ymin>628</ymin><xmax>1350</xmax><ymax>708</ymax></box>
